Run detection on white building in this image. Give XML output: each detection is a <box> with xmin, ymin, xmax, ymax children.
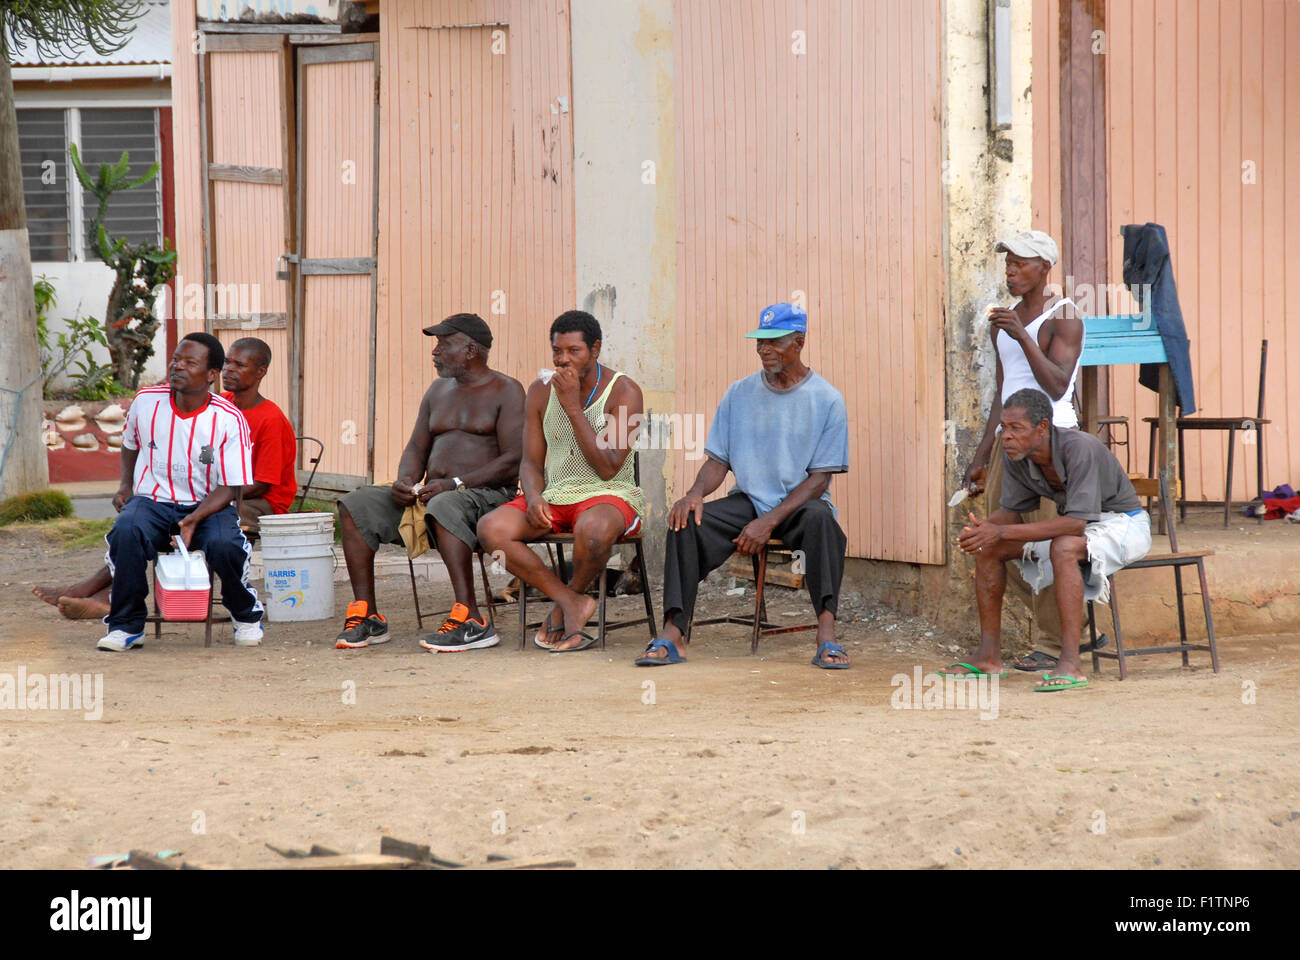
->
<box><xmin>9</xmin><ymin>0</ymin><xmax>174</xmax><ymax>392</ymax></box>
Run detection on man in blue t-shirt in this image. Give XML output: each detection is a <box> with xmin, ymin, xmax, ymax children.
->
<box><xmin>635</xmin><ymin>302</ymin><xmax>851</xmax><ymax>669</ymax></box>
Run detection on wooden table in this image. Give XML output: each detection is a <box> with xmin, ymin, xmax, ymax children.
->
<box><xmin>1077</xmin><ymin>315</ymin><xmax>1175</xmax><ymax>533</ymax></box>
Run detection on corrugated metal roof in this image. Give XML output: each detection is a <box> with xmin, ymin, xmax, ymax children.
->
<box><xmin>6</xmin><ymin>1</ymin><xmax>171</xmax><ymax>66</ymax></box>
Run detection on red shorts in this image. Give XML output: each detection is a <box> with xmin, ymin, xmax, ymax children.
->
<box><xmin>504</xmin><ymin>494</ymin><xmax>642</xmax><ymax>537</ymax></box>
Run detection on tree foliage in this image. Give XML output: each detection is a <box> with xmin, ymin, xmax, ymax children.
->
<box><xmin>0</xmin><ymin>1</ymin><xmax>146</xmax><ymax>60</ymax></box>
<box><xmin>69</xmin><ymin>142</ymin><xmax>177</xmax><ymax>391</ymax></box>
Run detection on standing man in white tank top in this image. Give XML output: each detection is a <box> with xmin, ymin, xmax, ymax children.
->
<box><xmin>961</xmin><ymin>230</ymin><xmax>1111</xmax><ymax>672</ymax></box>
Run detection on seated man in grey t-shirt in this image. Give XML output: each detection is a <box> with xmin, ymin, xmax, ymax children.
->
<box><xmin>955</xmin><ymin>388</ymin><xmax>1151</xmax><ymax>691</ymax></box>
<box><xmin>634</xmin><ymin>302</ymin><xmax>852</xmax><ymax>670</ymax></box>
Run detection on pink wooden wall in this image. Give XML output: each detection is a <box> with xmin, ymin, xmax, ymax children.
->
<box><xmin>1035</xmin><ymin>0</ymin><xmax>1300</xmax><ymax>503</ymax></box>
<box><xmin>373</xmin><ymin>0</ymin><xmax>576</xmax><ymax>476</ymax></box>
<box><xmin>298</xmin><ymin>56</ymin><xmax>376</xmax><ymax>480</ymax></box>
<box><xmin>207</xmin><ymin>50</ymin><xmax>292</xmax><ymax>411</ymax></box>
<box><xmin>672</xmin><ymin>0</ymin><xmax>947</xmax><ymax>564</ymax></box>
<box><xmin>170</xmin><ymin>1</ymin><xmax>203</xmax><ymax>336</ymax></box>
<box><xmin>168</xmin><ymin>5</ymin><xmax>293</xmax><ymax>411</ymax></box>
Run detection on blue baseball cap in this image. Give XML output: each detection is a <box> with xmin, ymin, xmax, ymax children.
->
<box><xmin>745</xmin><ymin>302</ymin><xmax>808</xmax><ymax>339</ymax></box>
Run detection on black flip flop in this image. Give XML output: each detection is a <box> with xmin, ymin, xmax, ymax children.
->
<box><xmin>1014</xmin><ymin>635</ymin><xmax>1111</xmax><ymax>671</ymax></box>
<box><xmin>533</xmin><ymin>609</ymin><xmax>564</xmax><ymax>650</ymax></box>
<box><xmin>551</xmin><ymin>630</ymin><xmax>599</xmax><ymax>653</ymax></box>
<box><xmin>1013</xmin><ymin>650</ymin><xmax>1058</xmax><ymax>672</ymax></box>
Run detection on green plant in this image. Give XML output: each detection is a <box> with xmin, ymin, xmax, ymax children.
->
<box><xmin>69</xmin><ymin>143</ymin><xmax>178</xmax><ymax>391</ymax></box>
<box><xmin>0</xmin><ymin>490</ymin><xmax>74</xmax><ymax>526</ymax></box>
<box><xmin>34</xmin><ymin>278</ymin><xmax>120</xmax><ymax>399</ymax></box>
<box><xmin>38</xmin><ymin>308</ymin><xmax>116</xmax><ymax>403</ymax></box>
<box><xmin>68</xmin><ymin>363</ymin><xmax>132</xmax><ymax>402</ymax></box>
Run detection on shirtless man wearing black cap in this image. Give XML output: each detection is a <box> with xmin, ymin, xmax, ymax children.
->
<box><xmin>333</xmin><ymin>313</ymin><xmax>525</xmax><ymax>652</ymax></box>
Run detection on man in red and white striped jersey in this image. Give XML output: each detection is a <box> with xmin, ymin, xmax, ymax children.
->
<box><xmin>98</xmin><ymin>333</ymin><xmax>265</xmax><ymax>652</ymax></box>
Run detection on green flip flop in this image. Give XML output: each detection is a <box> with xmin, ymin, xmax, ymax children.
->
<box><xmin>935</xmin><ymin>662</ymin><xmax>1008</xmax><ymax>679</ymax></box>
<box><xmin>1033</xmin><ymin>673</ymin><xmax>1090</xmax><ymax>692</ymax></box>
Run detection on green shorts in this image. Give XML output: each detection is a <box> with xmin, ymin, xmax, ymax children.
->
<box><xmin>339</xmin><ymin>484</ymin><xmax>515</xmax><ymax>553</ymax></box>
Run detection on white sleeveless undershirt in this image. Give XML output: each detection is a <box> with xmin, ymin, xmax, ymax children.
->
<box><xmin>997</xmin><ymin>297</ymin><xmax>1083</xmax><ymax>429</ymax></box>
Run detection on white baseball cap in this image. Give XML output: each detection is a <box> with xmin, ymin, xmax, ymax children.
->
<box><xmin>995</xmin><ymin>230</ymin><xmax>1059</xmax><ymax>266</ymax></box>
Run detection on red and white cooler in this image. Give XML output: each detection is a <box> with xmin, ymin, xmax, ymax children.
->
<box><xmin>155</xmin><ymin>536</ymin><xmax>212</xmax><ymax>621</ymax></box>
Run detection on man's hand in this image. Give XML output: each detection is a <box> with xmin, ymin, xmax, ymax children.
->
<box><xmin>958</xmin><ymin>511</ymin><xmax>1003</xmax><ymax>554</ymax></box>
<box><xmin>551</xmin><ymin>366</ymin><xmax>583</xmax><ymax>411</ymax></box>
<box><xmin>112</xmin><ymin>485</ymin><xmax>133</xmax><ymax>513</ymax></box>
<box><xmin>525</xmin><ymin>496</ymin><xmax>554</xmax><ymax>531</ymax></box>
<box><xmin>417</xmin><ymin>478</ymin><xmax>455</xmax><ymax>505</ymax></box>
<box><xmin>177</xmin><ymin>513</ymin><xmax>198</xmax><ymax>549</ymax></box>
<box><xmin>988</xmin><ymin>307</ymin><xmax>1029</xmax><ymax>345</ymax></box>
<box><xmin>669</xmin><ymin>493</ymin><xmax>705</xmax><ymax>531</ymax></box>
<box><xmin>733</xmin><ymin>515</ymin><xmax>777</xmax><ymax>555</ymax></box>
<box><xmin>961</xmin><ymin>461</ymin><xmax>987</xmax><ymax>495</ymax></box>
<box><xmin>391</xmin><ymin>479</ymin><xmax>419</xmax><ymax>507</ymax></box>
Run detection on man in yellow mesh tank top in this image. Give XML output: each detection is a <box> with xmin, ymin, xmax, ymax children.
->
<box><xmin>477</xmin><ymin>310</ymin><xmax>645</xmax><ymax>652</ymax></box>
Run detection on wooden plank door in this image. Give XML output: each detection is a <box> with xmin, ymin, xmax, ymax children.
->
<box><xmin>293</xmin><ymin>42</ymin><xmax>379</xmax><ymax>489</ymax></box>
<box><xmin>198</xmin><ymin>32</ymin><xmax>295</xmax><ymax>417</ymax></box>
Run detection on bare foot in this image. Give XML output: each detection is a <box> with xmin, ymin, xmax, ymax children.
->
<box><xmin>32</xmin><ymin>584</ymin><xmax>68</xmax><ymax>607</ymax></box>
<box><xmin>58</xmin><ymin>595</ymin><xmax>111</xmax><ymax>620</ymax></box>
<box><xmin>534</xmin><ymin>606</ymin><xmax>564</xmax><ymax>649</ymax></box>
<box><xmin>552</xmin><ymin>594</ymin><xmax>599</xmax><ymax>651</ymax></box>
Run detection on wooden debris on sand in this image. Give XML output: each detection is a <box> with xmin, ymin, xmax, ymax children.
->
<box><xmin>118</xmin><ymin>837</ymin><xmax>575</xmax><ymax>870</ymax></box>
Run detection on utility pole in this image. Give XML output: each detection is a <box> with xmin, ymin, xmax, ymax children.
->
<box><xmin>0</xmin><ymin>54</ymin><xmax>48</xmax><ymax>499</ymax></box>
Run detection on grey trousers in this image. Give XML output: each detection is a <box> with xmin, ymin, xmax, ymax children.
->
<box><xmin>662</xmin><ymin>491</ymin><xmax>847</xmax><ymax>633</ymax></box>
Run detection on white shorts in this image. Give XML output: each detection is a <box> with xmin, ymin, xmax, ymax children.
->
<box><xmin>1015</xmin><ymin>510</ymin><xmax>1152</xmax><ymax>604</ymax></box>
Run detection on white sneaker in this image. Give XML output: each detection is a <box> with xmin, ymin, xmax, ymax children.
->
<box><xmin>97</xmin><ymin>629</ymin><xmax>144</xmax><ymax>652</ymax></box>
<box><xmin>233</xmin><ymin>620</ymin><xmax>264</xmax><ymax>646</ymax></box>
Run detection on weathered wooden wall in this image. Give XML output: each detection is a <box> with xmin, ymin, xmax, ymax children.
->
<box><xmin>672</xmin><ymin>0</ymin><xmax>947</xmax><ymax>564</ymax></box>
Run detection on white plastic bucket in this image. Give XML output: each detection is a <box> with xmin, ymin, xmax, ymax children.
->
<box><xmin>259</xmin><ymin>512</ymin><xmax>335</xmax><ymax>622</ymax></box>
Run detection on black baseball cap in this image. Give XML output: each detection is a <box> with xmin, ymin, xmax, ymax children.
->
<box><xmin>422</xmin><ymin>313</ymin><xmax>493</xmax><ymax>349</ymax></box>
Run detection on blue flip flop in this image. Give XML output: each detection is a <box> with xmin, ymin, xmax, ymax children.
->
<box><xmin>635</xmin><ymin>638</ymin><xmax>686</xmax><ymax>666</ymax></box>
<box><xmin>811</xmin><ymin>641</ymin><xmax>850</xmax><ymax>670</ymax></box>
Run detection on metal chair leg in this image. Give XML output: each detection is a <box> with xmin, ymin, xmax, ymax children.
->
<box><xmin>1177</xmin><ymin>424</ymin><xmax>1187</xmax><ymax>522</ymax></box>
<box><xmin>152</xmin><ymin>565</ymin><xmax>162</xmax><ymax>639</ymax></box>
<box><xmin>1110</xmin><ymin>575</ymin><xmax>1127</xmax><ymax>681</ymax></box>
<box><xmin>751</xmin><ymin>548</ymin><xmax>768</xmax><ymax>654</ymax></box>
<box><xmin>1147</xmin><ymin>419</ymin><xmax>1157</xmax><ymax>482</ymax></box>
<box><xmin>204</xmin><ymin>568</ymin><xmax>216</xmax><ymax>648</ymax></box>
<box><xmin>1224</xmin><ymin>427</ymin><xmax>1236</xmax><ymax>528</ymax></box>
<box><xmin>518</xmin><ymin>563</ymin><xmax>528</xmax><ymax>651</ymax></box>
<box><xmin>597</xmin><ymin>566</ymin><xmax>608</xmax><ymax>651</ymax></box>
<box><xmin>1256</xmin><ymin>427</ymin><xmax>1265</xmax><ymax>525</ymax></box>
<box><xmin>476</xmin><ymin>552</ymin><xmax>496</xmax><ymax>628</ymax></box>
<box><xmin>1173</xmin><ymin>565</ymin><xmax>1189</xmax><ymax>666</ymax></box>
<box><xmin>1088</xmin><ymin>600</ymin><xmax>1099</xmax><ymax>674</ymax></box>
<box><xmin>407</xmin><ymin>556</ymin><xmax>426</xmax><ymax>631</ymax></box>
<box><xmin>1197</xmin><ymin>559</ymin><xmax>1219</xmax><ymax>673</ymax></box>
<box><xmin>635</xmin><ymin>542</ymin><xmax>657</xmax><ymax>638</ymax></box>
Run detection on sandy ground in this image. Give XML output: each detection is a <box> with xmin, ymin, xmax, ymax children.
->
<box><xmin>2</xmin><ymin>525</ymin><xmax>1297</xmax><ymax>870</ymax></box>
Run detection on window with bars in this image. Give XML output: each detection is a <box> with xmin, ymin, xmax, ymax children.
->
<box><xmin>16</xmin><ymin>106</ymin><xmax>163</xmax><ymax>262</ymax></box>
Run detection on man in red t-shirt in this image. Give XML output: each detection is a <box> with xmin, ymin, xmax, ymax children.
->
<box><xmin>220</xmin><ymin>337</ymin><xmax>297</xmax><ymax>531</ymax></box>
<box><xmin>31</xmin><ymin>337</ymin><xmax>297</xmax><ymax>621</ymax></box>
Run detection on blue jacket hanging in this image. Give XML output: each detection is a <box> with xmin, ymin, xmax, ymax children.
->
<box><xmin>1122</xmin><ymin>222</ymin><xmax>1196</xmax><ymax>415</ymax></box>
